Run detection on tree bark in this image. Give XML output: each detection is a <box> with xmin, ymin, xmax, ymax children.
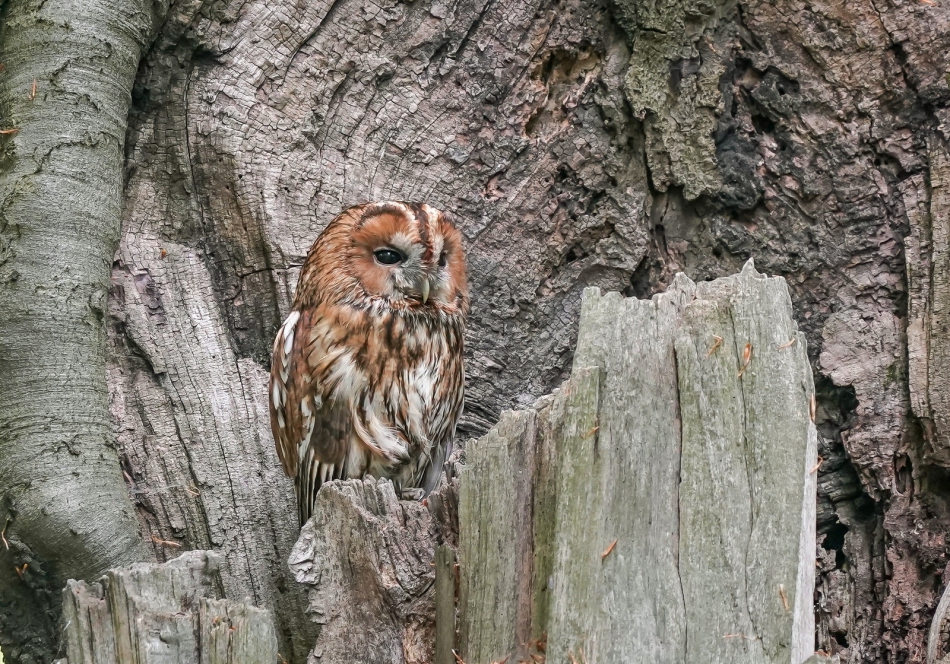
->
<box><xmin>103</xmin><ymin>0</ymin><xmax>950</xmax><ymax>660</ymax></box>
<box><xmin>1</xmin><ymin>0</ymin><xmax>949</xmax><ymax>662</ymax></box>
<box><xmin>109</xmin><ymin>1</ymin><xmax>640</xmax><ymax>660</ymax></box>
<box><xmin>288</xmin><ymin>478</ymin><xmax>450</xmax><ymax>664</ymax></box>
<box><xmin>0</xmin><ymin>2</ymin><xmax>157</xmax><ymax>661</ymax></box>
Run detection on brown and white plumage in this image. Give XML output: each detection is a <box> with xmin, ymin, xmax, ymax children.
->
<box><xmin>269</xmin><ymin>202</ymin><xmax>469</xmax><ymax>526</ymax></box>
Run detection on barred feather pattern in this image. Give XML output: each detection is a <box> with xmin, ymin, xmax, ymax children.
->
<box><xmin>269</xmin><ymin>202</ymin><xmax>468</xmax><ymax>526</ymax></box>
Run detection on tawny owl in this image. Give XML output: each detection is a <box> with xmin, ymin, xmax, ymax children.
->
<box><xmin>269</xmin><ymin>201</ymin><xmax>469</xmax><ymax>526</ymax></box>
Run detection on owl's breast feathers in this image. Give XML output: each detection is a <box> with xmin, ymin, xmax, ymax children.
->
<box><xmin>269</xmin><ymin>299</ymin><xmax>464</xmax><ymax>523</ymax></box>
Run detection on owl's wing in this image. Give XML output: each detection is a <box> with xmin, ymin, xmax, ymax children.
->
<box><xmin>293</xmin><ymin>398</ymin><xmax>352</xmax><ymax>526</ymax></box>
<box><xmin>270</xmin><ymin>308</ymin><xmax>354</xmax><ymax>525</ymax></box>
<box><xmin>418</xmin><ymin>343</ymin><xmax>466</xmax><ymax>494</ymax></box>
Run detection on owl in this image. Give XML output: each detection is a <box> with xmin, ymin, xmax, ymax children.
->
<box><xmin>269</xmin><ymin>201</ymin><xmax>469</xmax><ymax>526</ymax></box>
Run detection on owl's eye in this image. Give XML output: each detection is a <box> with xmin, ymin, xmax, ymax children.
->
<box><xmin>438</xmin><ymin>252</ymin><xmax>447</xmax><ymax>267</ymax></box>
<box><xmin>374</xmin><ymin>249</ymin><xmax>404</xmax><ymax>265</ymax></box>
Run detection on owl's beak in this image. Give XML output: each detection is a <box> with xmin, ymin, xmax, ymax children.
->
<box><xmin>420</xmin><ymin>277</ymin><xmax>430</xmax><ymax>304</ymax></box>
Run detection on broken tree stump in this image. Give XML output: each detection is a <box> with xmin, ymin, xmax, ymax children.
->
<box><xmin>59</xmin><ymin>550</ymin><xmax>277</xmax><ymax>664</ymax></box>
<box><xmin>456</xmin><ymin>260</ymin><xmax>818</xmax><ymax>664</ymax></box>
<box><xmin>288</xmin><ymin>477</ymin><xmax>457</xmax><ymax>664</ymax></box>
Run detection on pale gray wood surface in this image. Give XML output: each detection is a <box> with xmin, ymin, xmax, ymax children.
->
<box><xmin>457</xmin><ymin>261</ymin><xmax>817</xmax><ymax>664</ymax></box>
<box><xmin>678</xmin><ymin>264</ymin><xmax>817</xmax><ymax>664</ymax></box>
<box><xmin>458</xmin><ymin>409</ymin><xmax>539</xmax><ymax>661</ymax></box>
<box><xmin>60</xmin><ymin>550</ymin><xmax>276</xmax><ymax>664</ymax></box>
<box><xmin>928</xmin><ymin>575</ymin><xmax>950</xmax><ymax>663</ymax></box>
<box><xmin>564</xmin><ymin>276</ymin><xmax>695</xmax><ymax>664</ymax></box>
<box><xmin>199</xmin><ymin>600</ymin><xmax>277</xmax><ymax>664</ymax></box>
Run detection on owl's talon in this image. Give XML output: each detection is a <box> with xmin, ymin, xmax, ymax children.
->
<box><xmin>400</xmin><ymin>488</ymin><xmax>425</xmax><ymax>501</ymax></box>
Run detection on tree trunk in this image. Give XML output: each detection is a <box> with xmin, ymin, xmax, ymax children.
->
<box><xmin>0</xmin><ymin>2</ymin><xmax>157</xmax><ymax>661</ymax></box>
<box><xmin>2</xmin><ymin>0</ymin><xmax>949</xmax><ymax>662</ymax></box>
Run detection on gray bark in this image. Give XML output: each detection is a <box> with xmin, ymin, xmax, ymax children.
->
<box><xmin>0</xmin><ymin>0</ymin><xmax>948</xmax><ymax>661</ymax></box>
<box><xmin>0</xmin><ymin>2</ymin><xmax>157</xmax><ymax>661</ymax></box>
<box><xmin>287</xmin><ymin>477</ymin><xmax>454</xmax><ymax>664</ymax></box>
<box><xmin>107</xmin><ymin>1</ymin><xmax>641</xmax><ymax>661</ymax></box>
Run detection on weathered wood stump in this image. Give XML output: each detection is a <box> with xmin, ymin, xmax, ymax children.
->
<box><xmin>288</xmin><ymin>477</ymin><xmax>459</xmax><ymax>664</ymax></box>
<box><xmin>58</xmin><ymin>550</ymin><xmax>277</xmax><ymax>664</ymax></box>
<box><xmin>456</xmin><ymin>260</ymin><xmax>818</xmax><ymax>664</ymax></box>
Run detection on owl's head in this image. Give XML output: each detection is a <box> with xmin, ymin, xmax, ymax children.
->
<box><xmin>297</xmin><ymin>201</ymin><xmax>469</xmax><ymax>316</ymax></box>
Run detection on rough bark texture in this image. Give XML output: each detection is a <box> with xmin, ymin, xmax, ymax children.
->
<box><xmin>0</xmin><ymin>2</ymin><xmax>157</xmax><ymax>661</ymax></box>
<box><xmin>0</xmin><ymin>0</ymin><xmax>946</xmax><ymax>661</ymax></box>
<box><xmin>60</xmin><ymin>550</ymin><xmax>277</xmax><ymax>664</ymax></box>
<box><xmin>287</xmin><ymin>476</ymin><xmax>459</xmax><ymax>664</ymax></box>
<box><xmin>109</xmin><ymin>1</ymin><xmax>644</xmax><ymax>661</ymax></box>
<box><xmin>456</xmin><ymin>264</ymin><xmax>818</xmax><ymax>664</ymax></box>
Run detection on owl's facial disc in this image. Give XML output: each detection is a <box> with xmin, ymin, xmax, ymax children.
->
<box><xmin>342</xmin><ymin>203</ymin><xmax>466</xmax><ymax>310</ymax></box>
<box><xmin>390</xmin><ymin>253</ymin><xmax>441</xmax><ymax>305</ymax></box>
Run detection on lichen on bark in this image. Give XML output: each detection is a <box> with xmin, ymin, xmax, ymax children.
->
<box><xmin>612</xmin><ymin>0</ymin><xmax>732</xmax><ymax>200</ymax></box>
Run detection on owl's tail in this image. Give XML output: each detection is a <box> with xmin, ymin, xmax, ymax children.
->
<box><xmin>295</xmin><ymin>451</ymin><xmax>347</xmax><ymax>527</ymax></box>
<box><xmin>420</xmin><ymin>438</ymin><xmax>453</xmax><ymax>495</ymax></box>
